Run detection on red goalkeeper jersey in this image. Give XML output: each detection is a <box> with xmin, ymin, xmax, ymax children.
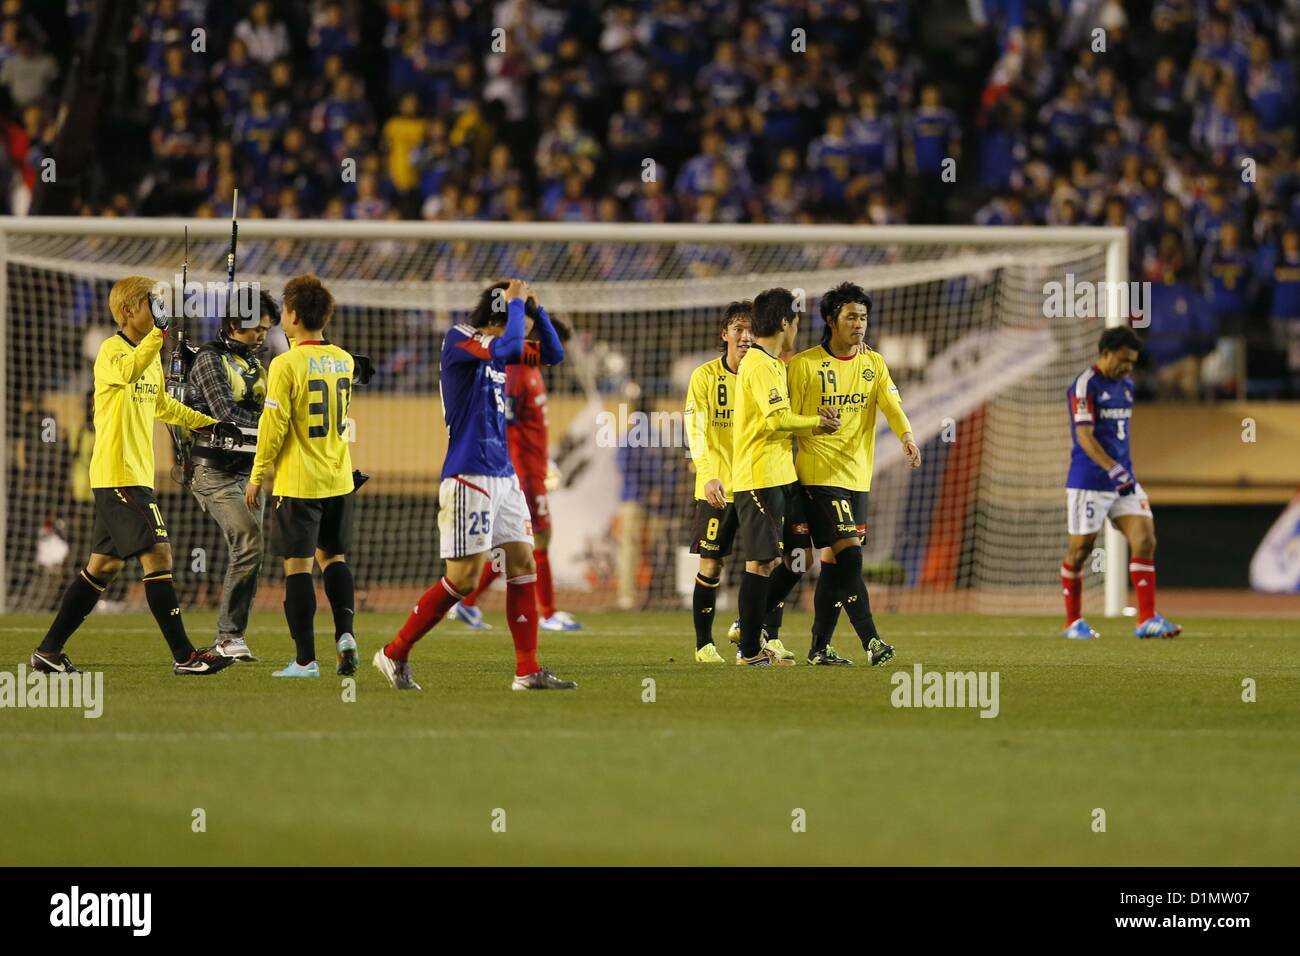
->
<box><xmin>505</xmin><ymin>363</ymin><xmax>549</xmax><ymax>483</ymax></box>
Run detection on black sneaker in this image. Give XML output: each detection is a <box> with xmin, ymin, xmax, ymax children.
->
<box><xmin>808</xmin><ymin>646</ymin><xmax>853</xmax><ymax>666</ymax></box>
<box><xmin>173</xmin><ymin>648</ymin><xmax>236</xmax><ymax>675</ymax></box>
<box><xmin>867</xmin><ymin>637</ymin><xmax>895</xmax><ymax>667</ymax></box>
<box><xmin>30</xmin><ymin>650</ymin><xmax>78</xmax><ymax>674</ymax></box>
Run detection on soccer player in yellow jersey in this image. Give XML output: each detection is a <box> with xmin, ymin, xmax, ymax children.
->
<box><xmin>787</xmin><ymin>282</ymin><xmax>921</xmax><ymax>665</ymax></box>
<box><xmin>731</xmin><ymin>288</ymin><xmax>840</xmax><ymax>666</ymax></box>
<box><xmin>31</xmin><ymin>276</ymin><xmax>240</xmax><ymax>676</ymax></box>
<box><xmin>684</xmin><ymin>301</ymin><xmax>752</xmax><ymax>662</ymax></box>
<box><xmin>246</xmin><ymin>275</ymin><xmax>361</xmax><ymax>678</ymax></box>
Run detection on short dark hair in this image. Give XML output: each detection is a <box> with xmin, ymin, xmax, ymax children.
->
<box><xmin>282</xmin><ymin>275</ymin><xmax>334</xmax><ymax>331</ymax></box>
<box><xmin>717</xmin><ymin>300</ymin><xmax>752</xmax><ymax>352</ymax></box>
<box><xmin>751</xmin><ymin>287</ymin><xmax>797</xmax><ymax>337</ymax></box>
<box><xmin>1098</xmin><ymin>327</ymin><xmax>1142</xmax><ymax>354</ymax></box>
<box><xmin>819</xmin><ymin>282</ymin><xmax>872</xmax><ymax>341</ymax></box>
<box><xmin>469</xmin><ymin>280</ymin><xmax>541</xmax><ymax>328</ymax></box>
<box><xmin>224</xmin><ymin>289</ymin><xmax>280</xmax><ymax>337</ymax></box>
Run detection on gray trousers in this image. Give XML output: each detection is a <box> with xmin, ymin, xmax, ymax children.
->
<box><xmin>190</xmin><ymin>464</ymin><xmax>266</xmax><ymax>641</ymax></box>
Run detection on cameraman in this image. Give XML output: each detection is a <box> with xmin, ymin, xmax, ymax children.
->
<box><xmin>186</xmin><ymin>290</ymin><xmax>279</xmax><ymax>661</ymax></box>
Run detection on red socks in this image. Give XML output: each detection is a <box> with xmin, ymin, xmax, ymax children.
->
<box><xmin>385</xmin><ymin>577</ymin><xmax>462</xmax><ymax>661</ymax></box>
<box><xmin>535</xmin><ymin>548</ymin><xmax>556</xmax><ymax>619</ymax></box>
<box><xmin>1130</xmin><ymin>558</ymin><xmax>1156</xmax><ymax>621</ymax></box>
<box><xmin>461</xmin><ymin>562</ymin><xmax>500</xmax><ymax>609</ymax></box>
<box><xmin>1061</xmin><ymin>561</ymin><xmax>1082</xmax><ymax>625</ymax></box>
<box><xmin>505</xmin><ymin>574</ymin><xmax>540</xmax><ymax>677</ymax></box>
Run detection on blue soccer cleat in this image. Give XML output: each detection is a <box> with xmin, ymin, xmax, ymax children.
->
<box><xmin>1135</xmin><ymin>614</ymin><xmax>1182</xmax><ymax>639</ymax></box>
<box><xmin>273</xmin><ymin>660</ymin><xmax>321</xmax><ymax>678</ymax></box>
<box><xmin>1063</xmin><ymin>618</ymin><xmax>1100</xmax><ymax>640</ymax></box>
<box><xmin>449</xmin><ymin>602</ymin><xmax>491</xmax><ymax>630</ymax></box>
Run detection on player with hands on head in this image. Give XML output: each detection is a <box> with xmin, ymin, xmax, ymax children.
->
<box><xmin>373</xmin><ymin>278</ymin><xmax>577</xmax><ymax>691</ymax></box>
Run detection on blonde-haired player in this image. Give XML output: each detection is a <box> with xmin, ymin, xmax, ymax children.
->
<box><xmin>31</xmin><ymin>276</ymin><xmax>239</xmax><ymax>675</ymax></box>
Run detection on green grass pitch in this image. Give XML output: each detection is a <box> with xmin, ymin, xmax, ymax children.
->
<box><xmin>1</xmin><ymin>611</ymin><xmax>1296</xmax><ymax>866</ymax></box>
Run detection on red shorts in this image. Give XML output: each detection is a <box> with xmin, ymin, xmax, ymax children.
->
<box><xmin>518</xmin><ymin>473</ymin><xmax>551</xmax><ymax>533</ymax></box>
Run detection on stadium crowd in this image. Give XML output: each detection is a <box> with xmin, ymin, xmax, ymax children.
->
<box><xmin>1</xmin><ymin>0</ymin><xmax>1299</xmax><ymax>396</ymax></box>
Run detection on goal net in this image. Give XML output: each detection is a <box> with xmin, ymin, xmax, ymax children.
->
<box><xmin>0</xmin><ymin>220</ymin><xmax>1124</xmax><ymax>618</ymax></box>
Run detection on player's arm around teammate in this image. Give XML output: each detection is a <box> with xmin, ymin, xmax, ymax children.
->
<box><xmin>245</xmin><ymin>276</ymin><xmax>363</xmax><ymax>677</ymax></box>
<box><xmin>185</xmin><ymin>291</ymin><xmax>279</xmax><ymax>662</ymax></box>
<box><xmin>1060</xmin><ymin>328</ymin><xmax>1179</xmax><ymax>640</ymax></box>
<box><xmin>685</xmin><ymin>302</ymin><xmax>752</xmax><ymax>662</ymax></box>
<box><xmin>730</xmin><ymin>288</ymin><xmax>839</xmax><ymax>666</ymax></box>
<box><xmin>31</xmin><ymin>276</ymin><xmax>237</xmax><ymax>676</ymax></box>
<box><xmin>375</xmin><ymin>279</ymin><xmax>576</xmax><ymax>691</ymax></box>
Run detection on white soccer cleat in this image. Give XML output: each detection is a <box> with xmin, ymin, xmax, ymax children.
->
<box><xmin>510</xmin><ymin>669</ymin><xmax>577</xmax><ymax>690</ymax></box>
<box><xmin>372</xmin><ymin>648</ymin><xmax>422</xmax><ymax>690</ymax></box>
<box><xmin>540</xmin><ymin>611</ymin><xmax>583</xmax><ymax>631</ymax></box>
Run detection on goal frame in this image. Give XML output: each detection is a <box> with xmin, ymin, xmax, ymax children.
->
<box><xmin>0</xmin><ymin>218</ymin><xmax>1129</xmax><ymax>616</ymax></box>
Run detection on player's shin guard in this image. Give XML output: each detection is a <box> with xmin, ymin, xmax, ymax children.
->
<box><xmin>142</xmin><ymin>570</ymin><xmax>197</xmax><ymax>663</ymax></box>
<box><xmin>283</xmin><ymin>572</ymin><xmax>317</xmax><ymax>666</ymax></box>
<box><xmin>461</xmin><ymin>561</ymin><xmax>499</xmax><ymax>609</ymax></box>
<box><xmin>737</xmin><ymin>571</ymin><xmax>769</xmax><ymax>658</ymax></box>
<box><xmin>385</xmin><ymin>576</ymin><xmax>463</xmax><ymax>661</ymax></box>
<box><xmin>692</xmin><ymin>573</ymin><xmax>721</xmax><ymax>649</ymax></box>
<box><xmin>762</xmin><ymin>562</ymin><xmax>803</xmax><ymax>639</ymax></box>
<box><xmin>828</xmin><ymin>547</ymin><xmax>879</xmax><ymax>647</ymax></box>
<box><xmin>38</xmin><ymin>568</ymin><xmax>107</xmax><ymax>655</ymax></box>
<box><xmin>505</xmin><ymin>574</ymin><xmax>540</xmax><ymax>677</ymax></box>
<box><xmin>1061</xmin><ymin>561</ymin><xmax>1083</xmax><ymax>625</ymax></box>
<box><xmin>535</xmin><ymin>548</ymin><xmax>556</xmax><ymax>619</ymax></box>
<box><xmin>811</xmin><ymin>560</ymin><xmax>842</xmax><ymax>653</ymax></box>
<box><xmin>1129</xmin><ymin>558</ymin><xmax>1156</xmax><ymax>621</ymax></box>
<box><xmin>321</xmin><ymin>561</ymin><xmax>355</xmax><ymax>639</ymax></box>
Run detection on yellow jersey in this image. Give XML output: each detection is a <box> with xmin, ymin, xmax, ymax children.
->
<box><xmin>250</xmin><ymin>340</ymin><xmax>355</xmax><ymax>498</ymax></box>
<box><xmin>787</xmin><ymin>343</ymin><xmax>912</xmax><ymax>491</ymax></box>
<box><xmin>89</xmin><ymin>327</ymin><xmax>216</xmax><ymax>488</ymax></box>
<box><xmin>684</xmin><ymin>355</ymin><xmax>741</xmax><ymax>501</ymax></box>
<box><xmin>730</xmin><ymin>343</ymin><xmax>819</xmax><ymax>492</ymax></box>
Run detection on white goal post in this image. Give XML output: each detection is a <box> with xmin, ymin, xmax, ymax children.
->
<box><xmin>0</xmin><ymin>219</ymin><xmax>1129</xmax><ymax>618</ymax></box>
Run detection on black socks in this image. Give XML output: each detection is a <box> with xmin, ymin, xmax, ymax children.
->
<box><xmin>38</xmin><ymin>568</ymin><xmax>106</xmax><ymax>655</ymax></box>
<box><xmin>829</xmin><ymin>546</ymin><xmax>878</xmax><ymax>647</ymax></box>
<box><xmin>322</xmin><ymin>561</ymin><xmax>355</xmax><ymax>640</ymax></box>
<box><xmin>284</xmin><ymin>572</ymin><xmax>317</xmax><ymax>666</ymax></box>
<box><xmin>811</xmin><ymin>560</ymin><xmax>842</xmax><ymax>653</ymax></box>
<box><xmin>692</xmin><ymin>573</ymin><xmax>720</xmax><ymax>649</ymax></box>
<box><xmin>143</xmin><ymin>570</ymin><xmax>196</xmax><ymax>663</ymax></box>
<box><xmin>737</xmin><ymin>571</ymin><xmax>769</xmax><ymax>658</ymax></box>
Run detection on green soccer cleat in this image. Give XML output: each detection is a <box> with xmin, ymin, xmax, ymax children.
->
<box><xmin>694</xmin><ymin>643</ymin><xmax>726</xmax><ymax>663</ymax></box>
<box><xmin>808</xmin><ymin>646</ymin><xmax>853</xmax><ymax>666</ymax></box>
<box><xmin>764</xmin><ymin>637</ymin><xmax>795</xmax><ymax>660</ymax></box>
<box><xmin>867</xmin><ymin>637</ymin><xmax>895</xmax><ymax>667</ymax></box>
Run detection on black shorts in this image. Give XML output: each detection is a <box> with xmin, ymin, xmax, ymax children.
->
<box><xmin>90</xmin><ymin>486</ymin><xmax>169</xmax><ymax>559</ymax></box>
<box><xmin>733</xmin><ymin>482</ymin><xmax>812</xmax><ymax>564</ymax></box>
<box><xmin>802</xmin><ymin>486</ymin><xmax>869</xmax><ymax>549</ymax></box>
<box><xmin>273</xmin><ymin>493</ymin><xmax>355</xmax><ymax>559</ymax></box>
<box><xmin>689</xmin><ymin>500</ymin><xmax>739</xmax><ymax>558</ymax></box>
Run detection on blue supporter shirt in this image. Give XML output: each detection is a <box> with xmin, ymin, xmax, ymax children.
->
<box><xmin>1067</xmin><ymin>366</ymin><xmax>1135</xmax><ymax>491</ymax></box>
